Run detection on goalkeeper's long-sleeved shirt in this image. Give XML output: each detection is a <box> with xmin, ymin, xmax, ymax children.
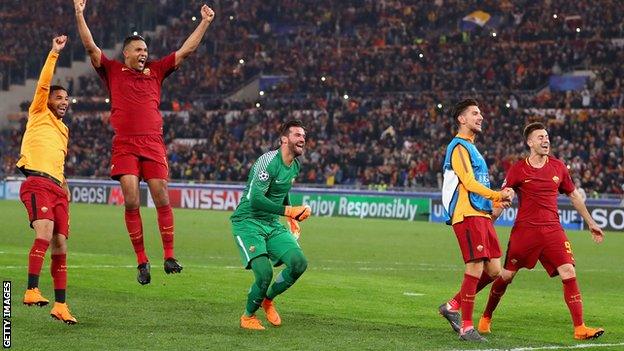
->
<box><xmin>230</xmin><ymin>149</ymin><xmax>300</xmax><ymax>223</ymax></box>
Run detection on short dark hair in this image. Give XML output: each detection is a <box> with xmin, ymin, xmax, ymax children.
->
<box><xmin>279</xmin><ymin>119</ymin><xmax>305</xmax><ymax>137</ymax></box>
<box><xmin>123</xmin><ymin>34</ymin><xmax>146</xmax><ymax>50</ymax></box>
<box><xmin>49</xmin><ymin>85</ymin><xmax>67</xmax><ymax>94</ymax></box>
<box><xmin>523</xmin><ymin>122</ymin><xmax>546</xmax><ymax>141</ymax></box>
<box><xmin>451</xmin><ymin>99</ymin><xmax>479</xmax><ymax>122</ymax></box>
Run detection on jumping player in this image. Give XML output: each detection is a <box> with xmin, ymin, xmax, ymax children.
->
<box><xmin>18</xmin><ymin>35</ymin><xmax>77</xmax><ymax>324</ymax></box>
<box><xmin>74</xmin><ymin>0</ymin><xmax>215</xmax><ymax>284</ymax></box>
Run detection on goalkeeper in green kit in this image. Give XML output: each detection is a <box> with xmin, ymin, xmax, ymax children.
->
<box><xmin>231</xmin><ymin>120</ymin><xmax>311</xmax><ymax>330</ymax></box>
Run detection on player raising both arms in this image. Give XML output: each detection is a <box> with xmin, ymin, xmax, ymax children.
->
<box><xmin>478</xmin><ymin>122</ymin><xmax>605</xmax><ymax>340</ymax></box>
<box><xmin>231</xmin><ymin>120</ymin><xmax>311</xmax><ymax>330</ymax></box>
<box><xmin>438</xmin><ymin>99</ymin><xmax>514</xmax><ymax>342</ymax></box>
<box><xmin>18</xmin><ymin>35</ymin><xmax>77</xmax><ymax>324</ymax></box>
<box><xmin>74</xmin><ymin>0</ymin><xmax>215</xmax><ymax>284</ymax></box>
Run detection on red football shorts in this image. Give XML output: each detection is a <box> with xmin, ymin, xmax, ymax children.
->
<box><xmin>110</xmin><ymin>134</ymin><xmax>169</xmax><ymax>181</ymax></box>
<box><xmin>20</xmin><ymin>177</ymin><xmax>70</xmax><ymax>237</ymax></box>
<box><xmin>504</xmin><ymin>224</ymin><xmax>575</xmax><ymax>277</ymax></box>
<box><xmin>452</xmin><ymin>216</ymin><xmax>502</xmax><ymax>263</ymax></box>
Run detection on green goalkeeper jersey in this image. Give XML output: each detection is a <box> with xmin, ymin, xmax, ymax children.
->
<box><xmin>230</xmin><ymin>149</ymin><xmax>300</xmax><ymax>223</ymax></box>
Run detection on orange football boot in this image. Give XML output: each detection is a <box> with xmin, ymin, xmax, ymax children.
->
<box><xmin>262</xmin><ymin>298</ymin><xmax>282</xmax><ymax>326</ymax></box>
<box><xmin>574</xmin><ymin>324</ymin><xmax>604</xmax><ymax>340</ymax></box>
<box><xmin>240</xmin><ymin>314</ymin><xmax>265</xmax><ymax>330</ymax></box>
<box><xmin>50</xmin><ymin>302</ymin><xmax>77</xmax><ymax>324</ymax></box>
<box><xmin>478</xmin><ymin>316</ymin><xmax>491</xmax><ymax>334</ymax></box>
<box><xmin>23</xmin><ymin>288</ymin><xmax>49</xmax><ymax>307</ymax></box>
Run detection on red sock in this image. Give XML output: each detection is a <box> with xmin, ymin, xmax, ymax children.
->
<box><xmin>125</xmin><ymin>208</ymin><xmax>148</xmax><ymax>264</ymax></box>
<box><xmin>562</xmin><ymin>277</ymin><xmax>584</xmax><ymax>327</ymax></box>
<box><xmin>156</xmin><ymin>205</ymin><xmax>175</xmax><ymax>259</ymax></box>
<box><xmin>448</xmin><ymin>293</ymin><xmax>460</xmax><ymax>311</ymax></box>
<box><xmin>51</xmin><ymin>254</ymin><xmax>67</xmax><ymax>290</ymax></box>
<box><xmin>450</xmin><ymin>272</ymin><xmax>494</xmax><ymax>310</ymax></box>
<box><xmin>476</xmin><ymin>272</ymin><xmax>495</xmax><ymax>293</ymax></box>
<box><xmin>460</xmin><ymin>273</ymin><xmax>480</xmax><ymax>332</ymax></box>
<box><xmin>483</xmin><ymin>277</ymin><xmax>510</xmax><ymax>318</ymax></box>
<box><xmin>28</xmin><ymin>238</ymin><xmax>50</xmax><ymax>276</ymax></box>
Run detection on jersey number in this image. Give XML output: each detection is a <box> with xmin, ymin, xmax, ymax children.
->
<box><xmin>564</xmin><ymin>241</ymin><xmax>573</xmax><ymax>254</ymax></box>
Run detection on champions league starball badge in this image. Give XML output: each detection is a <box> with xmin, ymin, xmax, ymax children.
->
<box><xmin>258</xmin><ymin>171</ymin><xmax>269</xmax><ymax>181</ymax></box>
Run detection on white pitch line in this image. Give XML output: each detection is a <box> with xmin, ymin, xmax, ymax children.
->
<box><xmin>403</xmin><ymin>292</ymin><xmax>425</xmax><ymax>296</ymax></box>
<box><xmin>454</xmin><ymin>342</ymin><xmax>624</xmax><ymax>351</ymax></box>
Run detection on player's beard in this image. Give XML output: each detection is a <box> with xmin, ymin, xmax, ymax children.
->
<box><xmin>48</xmin><ymin>102</ymin><xmax>67</xmax><ymax>118</ymax></box>
<box><xmin>289</xmin><ymin>140</ymin><xmax>304</xmax><ymax>157</ymax></box>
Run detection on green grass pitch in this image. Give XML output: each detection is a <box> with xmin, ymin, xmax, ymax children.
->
<box><xmin>1</xmin><ymin>200</ymin><xmax>623</xmax><ymax>350</ymax></box>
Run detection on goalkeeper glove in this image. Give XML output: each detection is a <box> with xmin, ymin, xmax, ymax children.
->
<box><xmin>287</xmin><ymin>217</ymin><xmax>301</xmax><ymax>240</ymax></box>
<box><xmin>284</xmin><ymin>205</ymin><xmax>311</xmax><ymax>222</ymax></box>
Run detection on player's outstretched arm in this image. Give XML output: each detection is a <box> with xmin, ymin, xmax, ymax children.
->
<box><xmin>30</xmin><ymin>36</ymin><xmax>67</xmax><ymax>115</ymax></box>
<box><xmin>74</xmin><ymin>0</ymin><xmax>102</xmax><ymax>67</ymax></box>
<box><xmin>568</xmin><ymin>189</ymin><xmax>604</xmax><ymax>243</ymax></box>
<box><xmin>175</xmin><ymin>4</ymin><xmax>215</xmax><ymax>67</ymax></box>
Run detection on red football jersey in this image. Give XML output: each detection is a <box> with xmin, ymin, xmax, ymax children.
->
<box><xmin>96</xmin><ymin>52</ymin><xmax>176</xmax><ymax>136</ymax></box>
<box><xmin>503</xmin><ymin>155</ymin><xmax>575</xmax><ymax>226</ymax></box>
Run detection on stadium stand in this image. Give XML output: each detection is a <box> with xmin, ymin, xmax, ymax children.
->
<box><xmin>1</xmin><ymin>0</ymin><xmax>622</xmax><ymax>196</ymax></box>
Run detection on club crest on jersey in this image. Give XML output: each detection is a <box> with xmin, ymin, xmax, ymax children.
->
<box><xmin>476</xmin><ymin>245</ymin><xmax>484</xmax><ymax>252</ymax></box>
<box><xmin>552</xmin><ymin>176</ymin><xmax>560</xmax><ymax>184</ymax></box>
<box><xmin>249</xmin><ymin>246</ymin><xmax>256</xmax><ymax>253</ymax></box>
<box><xmin>142</xmin><ymin>68</ymin><xmax>151</xmax><ymax>76</ymax></box>
<box><xmin>258</xmin><ymin>171</ymin><xmax>269</xmax><ymax>182</ymax></box>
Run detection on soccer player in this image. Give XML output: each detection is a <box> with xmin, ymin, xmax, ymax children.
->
<box><xmin>18</xmin><ymin>35</ymin><xmax>77</xmax><ymax>324</ymax></box>
<box><xmin>231</xmin><ymin>120</ymin><xmax>311</xmax><ymax>330</ymax></box>
<box><xmin>438</xmin><ymin>99</ymin><xmax>513</xmax><ymax>341</ymax></box>
<box><xmin>478</xmin><ymin>122</ymin><xmax>605</xmax><ymax>340</ymax></box>
<box><xmin>74</xmin><ymin>0</ymin><xmax>215</xmax><ymax>284</ymax></box>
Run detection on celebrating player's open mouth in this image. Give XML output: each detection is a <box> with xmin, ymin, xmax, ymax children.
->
<box><xmin>137</xmin><ymin>56</ymin><xmax>146</xmax><ymax>69</ymax></box>
<box><xmin>295</xmin><ymin>141</ymin><xmax>304</xmax><ymax>153</ymax></box>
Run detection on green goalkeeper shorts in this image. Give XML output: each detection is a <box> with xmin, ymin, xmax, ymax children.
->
<box><xmin>231</xmin><ymin>218</ymin><xmax>301</xmax><ymax>269</ymax></box>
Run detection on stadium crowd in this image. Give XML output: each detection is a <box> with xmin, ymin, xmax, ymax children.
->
<box><xmin>1</xmin><ymin>0</ymin><xmax>623</xmax><ymax>196</ymax></box>
<box><xmin>2</xmin><ymin>97</ymin><xmax>622</xmax><ymax>196</ymax></box>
